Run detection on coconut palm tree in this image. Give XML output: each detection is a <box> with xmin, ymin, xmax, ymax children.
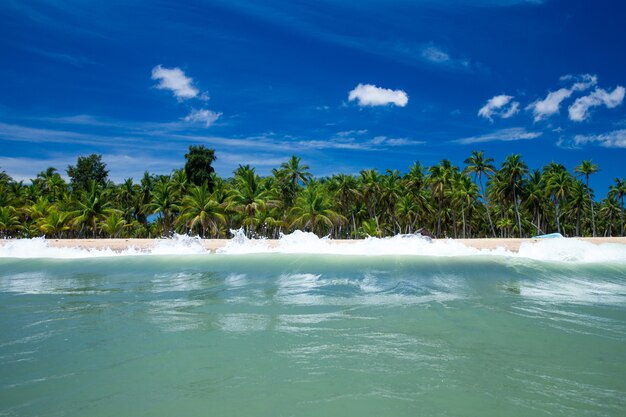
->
<box><xmin>608</xmin><ymin>178</ymin><xmax>625</xmax><ymax>236</ymax></box>
<box><xmin>500</xmin><ymin>155</ymin><xmax>528</xmax><ymax>237</ymax></box>
<box><xmin>72</xmin><ymin>181</ymin><xmax>115</xmax><ymax>238</ymax></box>
<box><xmin>574</xmin><ymin>160</ymin><xmax>599</xmax><ymax>236</ymax></box>
<box><xmin>39</xmin><ymin>207</ymin><xmax>71</xmax><ymax>238</ymax></box>
<box><xmin>359</xmin><ymin>219</ymin><xmax>381</xmax><ymax>237</ymax></box>
<box><xmin>328</xmin><ymin>173</ymin><xmax>361</xmax><ymax>238</ymax></box>
<box><xmin>148</xmin><ymin>178</ymin><xmax>181</xmax><ymax>236</ymax></box>
<box><xmin>178</xmin><ymin>183</ymin><xmax>226</xmax><ymax>238</ymax></box>
<box><xmin>428</xmin><ymin>161</ymin><xmax>454</xmax><ymax>237</ymax></box>
<box><xmin>0</xmin><ymin>206</ymin><xmax>21</xmax><ymax>237</ymax></box>
<box><xmin>360</xmin><ymin>169</ymin><xmax>382</xmax><ymax>228</ymax></box>
<box><xmin>380</xmin><ymin>169</ymin><xmax>403</xmax><ymax>234</ymax></box>
<box><xmin>230</xmin><ymin>165</ymin><xmax>272</xmax><ymax>237</ymax></box>
<box><xmin>100</xmin><ymin>212</ymin><xmax>127</xmax><ymax>238</ymax></box>
<box><xmin>279</xmin><ymin>155</ymin><xmax>311</xmax><ymax>190</ymax></box>
<box><xmin>289</xmin><ymin>182</ymin><xmax>344</xmax><ymax>235</ymax></box>
<box><xmin>455</xmin><ymin>174</ymin><xmax>479</xmax><ymax>238</ymax></box>
<box><xmin>545</xmin><ymin>168</ymin><xmax>572</xmax><ymax>235</ymax></box>
<box><xmin>464</xmin><ymin>151</ymin><xmax>496</xmax><ymax>237</ymax></box>
<box><xmin>599</xmin><ymin>197</ymin><xmax>621</xmax><ymax>236</ymax></box>
<box><xmin>566</xmin><ymin>180</ymin><xmax>589</xmax><ymax>237</ymax></box>
<box><xmin>523</xmin><ymin>170</ymin><xmax>546</xmax><ymax>235</ymax></box>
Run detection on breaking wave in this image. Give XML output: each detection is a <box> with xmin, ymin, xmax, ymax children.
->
<box><xmin>0</xmin><ymin>230</ymin><xmax>625</xmax><ymax>263</ymax></box>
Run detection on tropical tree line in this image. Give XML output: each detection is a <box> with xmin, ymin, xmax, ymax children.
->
<box><xmin>0</xmin><ymin>148</ymin><xmax>624</xmax><ymax>239</ymax></box>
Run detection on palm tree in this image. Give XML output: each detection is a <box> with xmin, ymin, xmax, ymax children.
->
<box><xmin>327</xmin><ymin>174</ymin><xmax>360</xmax><ymax>238</ymax></box>
<box><xmin>566</xmin><ymin>180</ymin><xmax>589</xmax><ymax>237</ymax></box>
<box><xmin>428</xmin><ymin>161</ymin><xmax>455</xmax><ymax>237</ymax></box>
<box><xmin>545</xmin><ymin>168</ymin><xmax>572</xmax><ymax>235</ymax></box>
<box><xmin>116</xmin><ymin>178</ymin><xmax>137</xmax><ymax>222</ymax></box>
<box><xmin>39</xmin><ymin>208</ymin><xmax>71</xmax><ymax>238</ymax></box>
<box><xmin>178</xmin><ymin>183</ymin><xmax>226</xmax><ymax>238</ymax></box>
<box><xmin>455</xmin><ymin>175</ymin><xmax>479</xmax><ymax>238</ymax></box>
<box><xmin>380</xmin><ymin>169</ymin><xmax>403</xmax><ymax>234</ymax></box>
<box><xmin>359</xmin><ymin>219</ymin><xmax>381</xmax><ymax>237</ymax></box>
<box><xmin>0</xmin><ymin>206</ymin><xmax>22</xmax><ymax>237</ymax></box>
<box><xmin>500</xmin><ymin>154</ymin><xmax>528</xmax><ymax>237</ymax></box>
<box><xmin>72</xmin><ymin>182</ymin><xmax>115</xmax><ymax>238</ymax></box>
<box><xmin>608</xmin><ymin>178</ymin><xmax>625</xmax><ymax>236</ymax></box>
<box><xmin>289</xmin><ymin>182</ymin><xmax>344</xmax><ymax>235</ymax></box>
<box><xmin>523</xmin><ymin>170</ymin><xmax>546</xmax><ymax>235</ymax></box>
<box><xmin>574</xmin><ymin>160</ymin><xmax>599</xmax><ymax>236</ymax></box>
<box><xmin>279</xmin><ymin>155</ymin><xmax>312</xmax><ymax>190</ymax></box>
<box><xmin>599</xmin><ymin>197</ymin><xmax>621</xmax><ymax>236</ymax></box>
<box><xmin>464</xmin><ymin>150</ymin><xmax>496</xmax><ymax>237</ymax></box>
<box><xmin>100</xmin><ymin>212</ymin><xmax>127</xmax><ymax>238</ymax></box>
<box><xmin>230</xmin><ymin>165</ymin><xmax>271</xmax><ymax>237</ymax></box>
<box><xmin>148</xmin><ymin>178</ymin><xmax>181</xmax><ymax>236</ymax></box>
<box><xmin>360</xmin><ymin>169</ymin><xmax>382</xmax><ymax>228</ymax></box>
<box><xmin>24</xmin><ymin>197</ymin><xmax>52</xmax><ymax>225</ymax></box>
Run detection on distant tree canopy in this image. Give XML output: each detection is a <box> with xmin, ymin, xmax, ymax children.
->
<box><xmin>0</xmin><ymin>152</ymin><xmax>624</xmax><ymax>240</ymax></box>
<box><xmin>67</xmin><ymin>154</ymin><xmax>109</xmax><ymax>191</ymax></box>
<box><xmin>184</xmin><ymin>145</ymin><xmax>216</xmax><ymax>189</ymax></box>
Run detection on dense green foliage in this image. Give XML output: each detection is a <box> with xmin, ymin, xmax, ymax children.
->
<box><xmin>184</xmin><ymin>145</ymin><xmax>216</xmax><ymax>190</ymax></box>
<box><xmin>67</xmin><ymin>154</ymin><xmax>109</xmax><ymax>191</ymax></box>
<box><xmin>0</xmin><ymin>150</ymin><xmax>624</xmax><ymax>239</ymax></box>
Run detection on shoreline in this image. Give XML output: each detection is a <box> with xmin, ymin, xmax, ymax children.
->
<box><xmin>2</xmin><ymin>237</ymin><xmax>625</xmax><ymax>253</ymax></box>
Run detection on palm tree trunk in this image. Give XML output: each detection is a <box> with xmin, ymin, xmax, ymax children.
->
<box><xmin>436</xmin><ymin>197</ymin><xmax>442</xmax><ymax>237</ymax></box>
<box><xmin>620</xmin><ymin>195</ymin><xmax>624</xmax><ymax>236</ymax></box>
<box><xmin>554</xmin><ymin>200</ymin><xmax>561</xmax><ymax>234</ymax></box>
<box><xmin>351</xmin><ymin>213</ymin><xmax>356</xmax><ymax>239</ymax></box>
<box><xmin>587</xmin><ymin>176</ymin><xmax>596</xmax><ymax>237</ymax></box>
<box><xmin>479</xmin><ymin>176</ymin><xmax>496</xmax><ymax>237</ymax></box>
<box><xmin>513</xmin><ymin>187</ymin><xmax>522</xmax><ymax>238</ymax></box>
<box><xmin>461</xmin><ymin>205</ymin><xmax>466</xmax><ymax>239</ymax></box>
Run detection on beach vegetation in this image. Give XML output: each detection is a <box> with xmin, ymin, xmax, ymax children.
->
<box><xmin>0</xmin><ymin>151</ymin><xmax>624</xmax><ymax>239</ymax></box>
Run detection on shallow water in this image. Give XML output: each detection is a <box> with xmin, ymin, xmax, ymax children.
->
<box><xmin>1</xmin><ymin>251</ymin><xmax>626</xmax><ymax>416</ymax></box>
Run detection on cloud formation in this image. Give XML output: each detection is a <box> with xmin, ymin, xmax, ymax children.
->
<box><xmin>526</xmin><ymin>74</ymin><xmax>597</xmax><ymax>121</ymax></box>
<box><xmin>421</xmin><ymin>45</ymin><xmax>450</xmax><ymax>63</ymax></box>
<box><xmin>348</xmin><ymin>84</ymin><xmax>408</xmax><ymax>107</ymax></box>
<box><xmin>568</xmin><ymin>86</ymin><xmax>625</xmax><ymax>122</ymax></box>
<box><xmin>478</xmin><ymin>95</ymin><xmax>520</xmax><ymax>121</ymax></box>
<box><xmin>151</xmin><ymin>65</ymin><xmax>200</xmax><ymax>101</ymax></box>
<box><xmin>573</xmin><ymin>129</ymin><xmax>626</xmax><ymax>148</ymax></box>
<box><xmin>456</xmin><ymin>127</ymin><xmax>541</xmax><ymax>144</ymax></box>
<box><xmin>183</xmin><ymin>109</ymin><xmax>222</xmax><ymax>127</ymax></box>
<box><xmin>418</xmin><ymin>43</ymin><xmax>472</xmax><ymax>70</ymax></box>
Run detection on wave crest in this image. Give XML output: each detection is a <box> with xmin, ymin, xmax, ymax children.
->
<box><xmin>0</xmin><ymin>231</ymin><xmax>625</xmax><ymax>263</ymax></box>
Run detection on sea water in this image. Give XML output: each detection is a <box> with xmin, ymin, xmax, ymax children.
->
<box><xmin>1</xmin><ymin>234</ymin><xmax>625</xmax><ymax>417</ymax></box>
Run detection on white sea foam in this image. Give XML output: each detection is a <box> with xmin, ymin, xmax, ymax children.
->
<box><xmin>0</xmin><ymin>231</ymin><xmax>625</xmax><ymax>263</ymax></box>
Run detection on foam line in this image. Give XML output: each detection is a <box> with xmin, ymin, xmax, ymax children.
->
<box><xmin>0</xmin><ymin>231</ymin><xmax>625</xmax><ymax>263</ymax></box>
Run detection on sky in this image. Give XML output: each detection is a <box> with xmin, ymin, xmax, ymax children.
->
<box><xmin>0</xmin><ymin>0</ymin><xmax>624</xmax><ymax>196</ymax></box>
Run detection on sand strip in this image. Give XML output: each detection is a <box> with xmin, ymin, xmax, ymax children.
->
<box><xmin>1</xmin><ymin>237</ymin><xmax>624</xmax><ymax>253</ymax></box>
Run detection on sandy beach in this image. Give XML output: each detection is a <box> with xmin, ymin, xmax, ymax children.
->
<box><xmin>2</xmin><ymin>237</ymin><xmax>624</xmax><ymax>253</ymax></box>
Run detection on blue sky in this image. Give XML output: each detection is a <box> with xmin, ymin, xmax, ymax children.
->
<box><xmin>0</xmin><ymin>0</ymin><xmax>624</xmax><ymax>196</ymax></box>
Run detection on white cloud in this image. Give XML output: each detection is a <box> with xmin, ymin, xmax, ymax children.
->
<box><xmin>573</xmin><ymin>129</ymin><xmax>626</xmax><ymax>148</ymax></box>
<box><xmin>151</xmin><ymin>65</ymin><xmax>200</xmax><ymax>101</ymax></box>
<box><xmin>348</xmin><ymin>84</ymin><xmax>408</xmax><ymax>107</ymax></box>
<box><xmin>568</xmin><ymin>86</ymin><xmax>625</xmax><ymax>122</ymax></box>
<box><xmin>456</xmin><ymin>127</ymin><xmax>542</xmax><ymax>144</ymax></box>
<box><xmin>527</xmin><ymin>74</ymin><xmax>597</xmax><ymax>121</ymax></box>
<box><xmin>421</xmin><ymin>45</ymin><xmax>450</xmax><ymax>63</ymax></box>
<box><xmin>183</xmin><ymin>109</ymin><xmax>222</xmax><ymax>127</ymax></box>
<box><xmin>478</xmin><ymin>95</ymin><xmax>520</xmax><ymax>121</ymax></box>
<box><xmin>337</xmin><ymin>129</ymin><xmax>368</xmax><ymax>137</ymax></box>
<box><xmin>298</xmin><ymin>134</ymin><xmax>423</xmax><ymax>151</ymax></box>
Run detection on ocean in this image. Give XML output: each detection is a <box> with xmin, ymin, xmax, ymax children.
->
<box><xmin>1</xmin><ymin>234</ymin><xmax>625</xmax><ymax>416</ymax></box>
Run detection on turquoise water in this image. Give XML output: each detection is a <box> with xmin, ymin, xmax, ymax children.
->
<box><xmin>1</xmin><ymin>254</ymin><xmax>625</xmax><ymax>416</ymax></box>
